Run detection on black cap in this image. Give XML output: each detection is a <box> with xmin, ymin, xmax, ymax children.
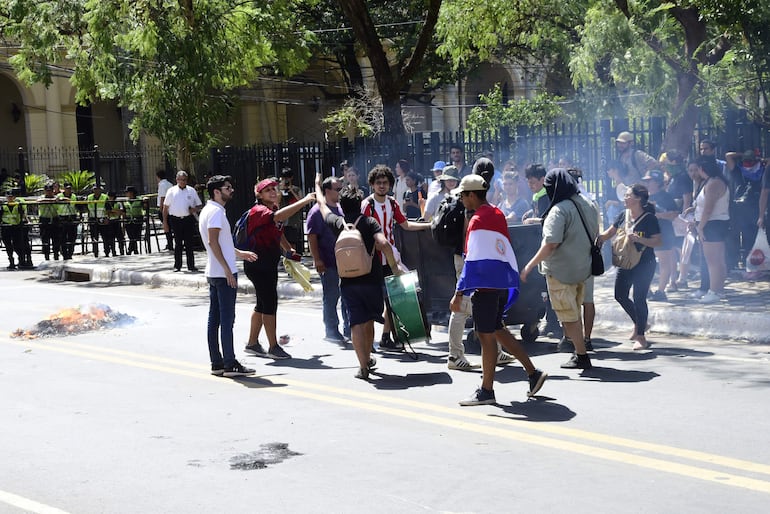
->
<box><xmin>125</xmin><ymin>186</ymin><xmax>138</xmax><ymax>194</ymax></box>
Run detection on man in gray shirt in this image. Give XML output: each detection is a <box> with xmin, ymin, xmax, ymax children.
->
<box><xmin>520</xmin><ymin>169</ymin><xmax>599</xmax><ymax>370</ymax></box>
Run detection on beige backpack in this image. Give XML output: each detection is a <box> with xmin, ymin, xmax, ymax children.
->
<box><xmin>335</xmin><ymin>216</ymin><xmax>373</xmax><ymax>278</ymax></box>
<box><xmin>611</xmin><ymin>211</ymin><xmax>649</xmax><ymax>269</ymax></box>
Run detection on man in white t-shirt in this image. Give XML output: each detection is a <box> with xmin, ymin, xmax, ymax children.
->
<box><xmin>163</xmin><ymin>170</ymin><xmax>202</xmax><ymax>271</ymax></box>
<box><xmin>198</xmin><ymin>175</ymin><xmax>258</xmax><ymax>377</ymax></box>
<box><xmin>156</xmin><ymin>170</ymin><xmax>174</xmax><ymax>251</ymax></box>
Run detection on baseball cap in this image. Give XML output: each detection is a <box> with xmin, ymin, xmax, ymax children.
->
<box><xmin>437</xmin><ymin>165</ymin><xmax>460</xmax><ymax>181</ymax></box>
<box><xmin>742</xmin><ymin>149</ymin><xmax>758</xmax><ymax>164</ymax></box>
<box><xmin>451</xmin><ymin>174</ymin><xmax>488</xmax><ymax>195</ymax></box>
<box><xmin>642</xmin><ymin>169</ymin><xmax>665</xmax><ymax>184</ymax></box>
<box><xmin>431</xmin><ymin>160</ymin><xmax>447</xmax><ymax>172</ymax></box>
<box><xmin>43</xmin><ymin>183</ymin><xmax>54</xmax><ymax>190</ymax></box>
<box><xmin>616</xmin><ymin>131</ymin><xmax>634</xmax><ymax>143</ymax></box>
<box><xmin>256</xmin><ymin>178</ymin><xmax>278</xmax><ymax>193</ymax></box>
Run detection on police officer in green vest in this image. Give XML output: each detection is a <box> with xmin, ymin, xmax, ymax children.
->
<box><xmin>38</xmin><ymin>182</ymin><xmax>61</xmax><ymax>260</ymax></box>
<box><xmin>86</xmin><ymin>184</ymin><xmax>109</xmax><ymax>257</ymax></box>
<box><xmin>123</xmin><ymin>186</ymin><xmax>144</xmax><ymax>255</ymax></box>
<box><xmin>105</xmin><ymin>190</ymin><xmax>125</xmax><ymax>256</ymax></box>
<box><xmin>56</xmin><ymin>182</ymin><xmax>79</xmax><ymax>260</ymax></box>
<box><xmin>1</xmin><ymin>188</ymin><xmax>32</xmax><ymax>269</ymax></box>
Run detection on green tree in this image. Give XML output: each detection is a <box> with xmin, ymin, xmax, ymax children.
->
<box><xmin>4</xmin><ymin>0</ymin><xmax>314</xmax><ymax>170</ymax></box>
<box><xmin>466</xmin><ymin>85</ymin><xmax>563</xmax><ymax>134</ymax></box>
<box><xmin>334</xmin><ymin>0</ymin><xmax>443</xmax><ymax>156</ymax></box>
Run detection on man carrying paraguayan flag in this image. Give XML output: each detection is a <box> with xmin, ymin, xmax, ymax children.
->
<box><xmin>449</xmin><ymin>160</ymin><xmax>548</xmax><ymax>406</ymax></box>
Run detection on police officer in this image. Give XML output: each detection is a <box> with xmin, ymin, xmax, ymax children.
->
<box><xmin>123</xmin><ymin>186</ymin><xmax>144</xmax><ymax>255</ymax></box>
<box><xmin>38</xmin><ymin>182</ymin><xmax>61</xmax><ymax>260</ymax></box>
<box><xmin>86</xmin><ymin>184</ymin><xmax>109</xmax><ymax>257</ymax></box>
<box><xmin>56</xmin><ymin>182</ymin><xmax>79</xmax><ymax>260</ymax></box>
<box><xmin>105</xmin><ymin>191</ymin><xmax>125</xmax><ymax>256</ymax></box>
<box><xmin>1</xmin><ymin>188</ymin><xmax>31</xmax><ymax>269</ymax></box>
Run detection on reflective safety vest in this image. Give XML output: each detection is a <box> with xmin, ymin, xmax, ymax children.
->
<box><xmin>124</xmin><ymin>199</ymin><xmax>144</xmax><ymax>220</ymax></box>
<box><xmin>38</xmin><ymin>197</ymin><xmax>59</xmax><ymax>219</ymax></box>
<box><xmin>86</xmin><ymin>193</ymin><xmax>107</xmax><ymax>219</ymax></box>
<box><xmin>106</xmin><ymin>200</ymin><xmax>123</xmax><ymax>220</ymax></box>
<box><xmin>1</xmin><ymin>199</ymin><xmax>26</xmax><ymax>225</ymax></box>
<box><xmin>56</xmin><ymin>193</ymin><xmax>78</xmax><ymax>217</ymax></box>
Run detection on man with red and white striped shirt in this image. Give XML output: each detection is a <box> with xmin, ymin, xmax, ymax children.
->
<box><xmin>362</xmin><ymin>164</ymin><xmax>431</xmax><ymax>351</ymax></box>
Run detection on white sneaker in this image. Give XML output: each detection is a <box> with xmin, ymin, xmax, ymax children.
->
<box><xmin>689</xmin><ymin>290</ymin><xmax>706</xmax><ymax>299</ymax></box>
<box><xmin>699</xmin><ymin>290</ymin><xmax>723</xmax><ymax>304</ymax></box>
<box><xmin>496</xmin><ymin>351</ymin><xmax>517</xmax><ymax>365</ymax></box>
<box><xmin>448</xmin><ymin>356</ymin><xmax>480</xmax><ymax>370</ymax></box>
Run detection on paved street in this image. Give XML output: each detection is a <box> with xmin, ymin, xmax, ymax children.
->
<box><xmin>2</xmin><ymin>272</ymin><xmax>770</xmax><ymax>513</ymax></box>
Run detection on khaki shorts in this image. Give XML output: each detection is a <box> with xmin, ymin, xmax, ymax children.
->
<box><xmin>546</xmin><ymin>275</ymin><xmax>584</xmax><ymax>323</ymax></box>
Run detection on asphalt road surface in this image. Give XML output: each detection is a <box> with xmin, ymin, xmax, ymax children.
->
<box><xmin>2</xmin><ymin>273</ymin><xmax>770</xmax><ymax>513</ymax></box>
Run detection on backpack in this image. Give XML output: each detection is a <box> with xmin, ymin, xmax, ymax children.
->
<box><xmin>611</xmin><ymin>211</ymin><xmax>649</xmax><ymax>269</ymax></box>
<box><xmin>335</xmin><ymin>216</ymin><xmax>373</xmax><ymax>278</ymax></box>
<box><xmin>233</xmin><ymin>207</ymin><xmax>262</xmax><ymax>251</ymax></box>
<box><xmin>430</xmin><ymin>193</ymin><xmax>465</xmax><ymax>247</ymax></box>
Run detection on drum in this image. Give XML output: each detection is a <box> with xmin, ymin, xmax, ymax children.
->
<box><xmin>384</xmin><ymin>271</ymin><xmax>430</xmax><ymax>345</ymax></box>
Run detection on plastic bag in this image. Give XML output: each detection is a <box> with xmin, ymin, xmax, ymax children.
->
<box><xmin>283</xmin><ymin>257</ymin><xmax>314</xmax><ymax>292</ymax></box>
<box><xmin>746</xmin><ymin>229</ymin><xmax>770</xmax><ymax>272</ymax></box>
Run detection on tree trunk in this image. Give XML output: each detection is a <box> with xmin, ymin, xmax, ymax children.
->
<box><xmin>662</xmin><ymin>71</ymin><xmax>700</xmax><ymax>153</ymax></box>
<box><xmin>176</xmin><ymin>140</ymin><xmax>192</xmax><ymax>174</ymax></box>
<box><xmin>381</xmin><ymin>90</ymin><xmax>407</xmax><ymax>160</ymax></box>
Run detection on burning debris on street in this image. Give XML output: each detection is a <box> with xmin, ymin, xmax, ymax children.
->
<box><xmin>12</xmin><ymin>304</ymin><xmax>135</xmax><ymax>339</ymax></box>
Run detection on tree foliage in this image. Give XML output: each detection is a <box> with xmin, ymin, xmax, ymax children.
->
<box><xmin>3</xmin><ymin>0</ymin><xmax>315</xmax><ymax>168</ymax></box>
<box><xmin>466</xmin><ymin>85</ymin><xmax>564</xmax><ymax>134</ymax></box>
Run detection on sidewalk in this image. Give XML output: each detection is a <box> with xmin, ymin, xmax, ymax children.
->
<box><xmin>5</xmin><ymin>249</ymin><xmax>770</xmax><ymax>344</ymax></box>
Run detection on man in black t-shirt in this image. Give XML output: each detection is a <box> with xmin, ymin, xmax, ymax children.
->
<box><xmin>314</xmin><ymin>173</ymin><xmax>400</xmax><ymax>381</ymax></box>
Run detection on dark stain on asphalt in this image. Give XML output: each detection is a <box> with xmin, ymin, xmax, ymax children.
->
<box><xmin>230</xmin><ymin>442</ymin><xmax>302</xmax><ymax>470</ymax></box>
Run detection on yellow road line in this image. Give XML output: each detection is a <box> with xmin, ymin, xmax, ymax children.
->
<box><xmin>5</xmin><ymin>337</ymin><xmax>770</xmax><ymax>493</ymax></box>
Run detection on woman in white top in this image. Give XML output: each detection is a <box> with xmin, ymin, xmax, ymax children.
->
<box><xmin>691</xmin><ymin>156</ymin><xmax>730</xmax><ymax>303</ymax></box>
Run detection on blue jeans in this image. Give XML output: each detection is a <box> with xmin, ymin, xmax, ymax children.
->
<box><xmin>321</xmin><ymin>267</ymin><xmax>350</xmax><ymax>337</ymax></box>
<box><xmin>207</xmin><ymin>276</ymin><xmax>238</xmax><ymax>367</ymax></box>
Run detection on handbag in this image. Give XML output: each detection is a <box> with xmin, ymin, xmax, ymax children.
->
<box><xmin>611</xmin><ymin>211</ymin><xmax>649</xmax><ymax>269</ymax></box>
<box><xmin>569</xmin><ymin>198</ymin><xmax>604</xmax><ymax>276</ymax></box>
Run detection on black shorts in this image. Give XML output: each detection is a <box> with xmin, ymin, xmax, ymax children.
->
<box><xmin>471</xmin><ymin>290</ymin><xmax>506</xmax><ymax>334</ymax></box>
<box><xmin>244</xmin><ymin>262</ymin><xmax>279</xmax><ymax>315</ymax></box>
<box><xmin>703</xmin><ymin>220</ymin><xmax>729</xmax><ymax>243</ymax></box>
<box><xmin>342</xmin><ymin>283</ymin><xmax>384</xmax><ymax>326</ymax></box>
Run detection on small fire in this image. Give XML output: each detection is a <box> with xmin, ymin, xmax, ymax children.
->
<box><xmin>12</xmin><ymin>304</ymin><xmax>135</xmax><ymax>339</ymax></box>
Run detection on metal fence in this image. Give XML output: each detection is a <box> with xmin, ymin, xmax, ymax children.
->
<box><xmin>5</xmin><ymin>112</ymin><xmax>770</xmax><ymax>218</ymax></box>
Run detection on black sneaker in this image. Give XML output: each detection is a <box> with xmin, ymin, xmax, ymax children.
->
<box><xmin>211</xmin><ymin>363</ymin><xmax>225</xmax><ymax>376</ymax></box>
<box><xmin>560</xmin><ymin>353</ymin><xmax>592</xmax><ymax>369</ymax></box>
<box><xmin>649</xmin><ymin>290</ymin><xmax>668</xmax><ymax>302</ymax></box>
<box><xmin>323</xmin><ymin>333</ymin><xmax>346</xmax><ymax>343</ymax></box>
<box><xmin>267</xmin><ymin>345</ymin><xmax>291</xmax><ymax>360</ymax></box>
<box><xmin>556</xmin><ymin>337</ymin><xmax>575</xmax><ymax>353</ymax></box>
<box><xmin>527</xmin><ymin>369</ymin><xmax>548</xmax><ymax>397</ymax></box>
<box><xmin>244</xmin><ymin>342</ymin><xmax>267</xmax><ymax>357</ymax></box>
<box><xmin>378</xmin><ymin>334</ymin><xmax>403</xmax><ymax>352</ymax></box>
<box><xmin>459</xmin><ymin>387</ymin><xmax>496</xmax><ymax>406</ymax></box>
<box><xmin>223</xmin><ymin>361</ymin><xmax>256</xmax><ymax>377</ymax></box>
<box><xmin>584</xmin><ymin>338</ymin><xmax>594</xmax><ymax>352</ymax></box>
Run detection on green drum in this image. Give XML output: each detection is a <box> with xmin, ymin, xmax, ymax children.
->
<box><xmin>384</xmin><ymin>271</ymin><xmax>430</xmax><ymax>345</ymax></box>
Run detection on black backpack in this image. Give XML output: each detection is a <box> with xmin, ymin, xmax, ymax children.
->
<box><xmin>430</xmin><ymin>193</ymin><xmax>465</xmax><ymax>247</ymax></box>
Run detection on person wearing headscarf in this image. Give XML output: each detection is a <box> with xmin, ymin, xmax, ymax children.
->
<box><xmin>521</xmin><ymin>168</ymin><xmax>599</xmax><ymax>369</ymax></box>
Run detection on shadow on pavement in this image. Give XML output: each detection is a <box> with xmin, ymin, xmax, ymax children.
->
<box><xmin>576</xmin><ymin>367</ymin><xmax>660</xmax><ymax>382</ymax></box>
<box><xmin>231</xmin><ymin>376</ymin><xmax>288</xmax><ymax>389</ymax></box>
<box><xmin>258</xmin><ymin>354</ymin><xmax>336</xmax><ymax>370</ymax></box>
<box><xmin>495</xmin><ymin>400</ymin><xmax>576</xmax><ymax>422</ymax></box>
<box><xmin>370</xmin><ymin>371</ymin><xmax>453</xmax><ymax>390</ymax></box>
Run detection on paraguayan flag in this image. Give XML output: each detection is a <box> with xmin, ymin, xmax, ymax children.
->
<box><xmin>456</xmin><ymin>204</ymin><xmax>520</xmax><ymax>308</ymax></box>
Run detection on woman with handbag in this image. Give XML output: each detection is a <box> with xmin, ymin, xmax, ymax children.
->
<box><xmin>598</xmin><ymin>184</ymin><xmax>661</xmax><ymax>350</ymax></box>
